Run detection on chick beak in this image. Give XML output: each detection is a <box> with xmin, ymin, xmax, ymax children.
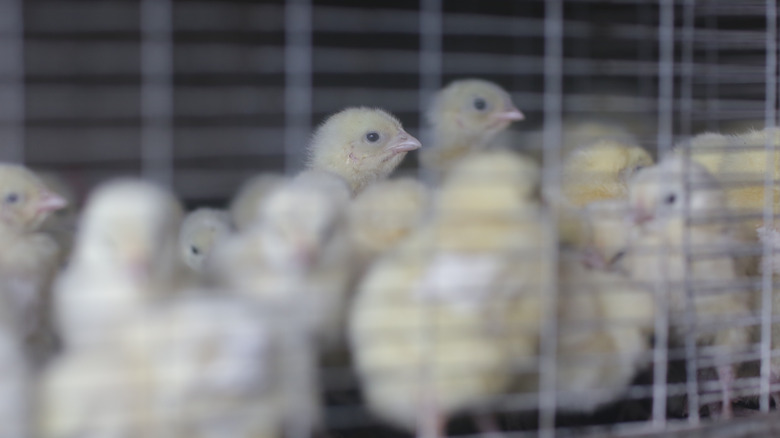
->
<box><xmin>294</xmin><ymin>245</ymin><xmax>316</xmax><ymax>268</ymax></box>
<box><xmin>37</xmin><ymin>192</ymin><xmax>68</xmax><ymax>214</ymax></box>
<box><xmin>387</xmin><ymin>131</ymin><xmax>422</xmax><ymax>154</ymax></box>
<box><xmin>632</xmin><ymin>205</ymin><xmax>654</xmax><ymax>225</ymax></box>
<box><xmin>491</xmin><ymin>105</ymin><xmax>525</xmax><ymax>122</ymax></box>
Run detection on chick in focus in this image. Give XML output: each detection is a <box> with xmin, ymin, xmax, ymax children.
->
<box><xmin>350</xmin><ymin>150</ymin><xmax>547</xmax><ymax>436</ymax></box>
<box><xmin>561</xmin><ymin>139</ymin><xmax>654</xmax><ymax>207</ymax></box>
<box><xmin>229</xmin><ymin>173</ymin><xmax>287</xmax><ymax>232</ymax></box>
<box><xmin>624</xmin><ymin>155</ymin><xmax>754</xmax><ymax>418</ymax></box>
<box><xmin>348</xmin><ymin>177</ymin><xmax>431</xmax><ymax>274</ymax></box>
<box><xmin>40</xmin><ymin>294</ymin><xmax>285</xmax><ymax>438</ymax></box>
<box><xmin>0</xmin><ymin>164</ymin><xmax>68</xmax><ymax>365</ymax></box>
<box><xmin>180</xmin><ymin>208</ymin><xmax>232</xmax><ymax>274</ymax></box>
<box><xmin>419</xmin><ymin>79</ymin><xmax>524</xmax><ymax>178</ymax></box>
<box><xmin>54</xmin><ymin>179</ymin><xmax>184</xmax><ymax>351</ymax></box>
<box><xmin>306</xmin><ymin>107</ymin><xmax>421</xmax><ymax>195</ymax></box>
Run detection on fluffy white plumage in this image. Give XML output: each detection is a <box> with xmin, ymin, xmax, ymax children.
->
<box><xmin>53</xmin><ymin>179</ymin><xmax>184</xmax><ymax>351</ymax></box>
<box><xmin>179</xmin><ymin>208</ymin><xmax>233</xmax><ymax>274</ymax></box>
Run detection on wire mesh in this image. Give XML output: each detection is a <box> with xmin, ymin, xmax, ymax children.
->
<box><xmin>2</xmin><ymin>0</ymin><xmax>780</xmax><ymax>437</ymax></box>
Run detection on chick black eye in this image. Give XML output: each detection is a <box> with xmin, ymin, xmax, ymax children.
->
<box><xmin>4</xmin><ymin>193</ymin><xmax>19</xmax><ymax>204</ymax></box>
<box><xmin>365</xmin><ymin>132</ymin><xmax>380</xmax><ymax>143</ymax></box>
<box><xmin>191</xmin><ymin>245</ymin><xmax>200</xmax><ymax>255</ymax></box>
<box><xmin>473</xmin><ymin>98</ymin><xmax>487</xmax><ymax>111</ymax></box>
<box><xmin>664</xmin><ymin>194</ymin><xmax>677</xmax><ymax>205</ymax></box>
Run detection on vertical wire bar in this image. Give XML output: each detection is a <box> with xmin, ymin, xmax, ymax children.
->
<box><xmin>704</xmin><ymin>7</ymin><xmax>718</xmax><ymax>132</ymax></box>
<box><xmin>140</xmin><ymin>0</ymin><xmax>173</xmax><ymax>186</ymax></box>
<box><xmin>417</xmin><ymin>3</ymin><xmax>441</xmax><ymax>436</ymax></box>
<box><xmin>679</xmin><ymin>0</ymin><xmax>700</xmax><ymax>425</ymax></box>
<box><xmin>759</xmin><ymin>0</ymin><xmax>778</xmax><ymax>414</ymax></box>
<box><xmin>538</xmin><ymin>0</ymin><xmax>562</xmax><ymax>436</ymax></box>
<box><xmin>418</xmin><ymin>0</ymin><xmax>441</xmax><ymax>185</ymax></box>
<box><xmin>652</xmin><ymin>0</ymin><xmax>674</xmax><ymax>428</ymax></box>
<box><xmin>284</xmin><ymin>0</ymin><xmax>312</xmax><ymax>175</ymax></box>
<box><xmin>0</xmin><ymin>0</ymin><xmax>25</xmax><ymax>163</ymax></box>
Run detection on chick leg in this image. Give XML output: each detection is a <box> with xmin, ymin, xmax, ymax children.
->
<box><xmin>473</xmin><ymin>413</ymin><xmax>504</xmax><ymax>437</ymax></box>
<box><xmin>715</xmin><ymin>365</ymin><xmax>734</xmax><ymax>419</ymax></box>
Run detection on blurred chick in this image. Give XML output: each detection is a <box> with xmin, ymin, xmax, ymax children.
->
<box><xmin>211</xmin><ymin>171</ymin><xmax>354</xmax><ymax>349</ymax></box>
<box><xmin>350</xmin><ymin>150</ymin><xmax>547</xmax><ymax>436</ymax></box>
<box><xmin>624</xmin><ymin>155</ymin><xmax>754</xmax><ymax>418</ymax></box>
<box><xmin>562</xmin><ymin>139</ymin><xmax>654</xmax><ymax>207</ymax></box>
<box><xmin>673</xmin><ymin>132</ymin><xmax>732</xmax><ymax>176</ymax></box>
<box><xmin>40</xmin><ymin>294</ymin><xmax>286</xmax><ymax>438</ymax></box>
<box><xmin>577</xmin><ymin>198</ymin><xmax>634</xmax><ymax>270</ymax></box>
<box><xmin>517</xmin><ymin>118</ymin><xmax>641</xmax><ymax>162</ymax></box>
<box><xmin>306</xmin><ymin>107</ymin><xmax>421</xmax><ymax>195</ymax></box>
<box><xmin>229</xmin><ymin>173</ymin><xmax>287</xmax><ymax>232</ymax></box>
<box><xmin>180</xmin><ymin>208</ymin><xmax>232</xmax><ymax>274</ymax></box>
<box><xmin>54</xmin><ymin>179</ymin><xmax>184</xmax><ymax>351</ymax></box>
<box><xmin>348</xmin><ymin>177</ymin><xmax>431</xmax><ymax>274</ymax></box>
<box><xmin>0</xmin><ymin>164</ymin><xmax>68</xmax><ymax>365</ymax></box>
<box><xmin>419</xmin><ymin>79</ymin><xmax>524</xmax><ymax>177</ymax></box>
<box><xmin>35</xmin><ymin>171</ymin><xmax>79</xmax><ymax>265</ymax></box>
<box><xmin>553</xmin><ymin>256</ymin><xmax>654</xmax><ymax>412</ymax></box>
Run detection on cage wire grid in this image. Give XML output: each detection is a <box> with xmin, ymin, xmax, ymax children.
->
<box><xmin>2</xmin><ymin>0</ymin><xmax>780</xmax><ymax>437</ymax></box>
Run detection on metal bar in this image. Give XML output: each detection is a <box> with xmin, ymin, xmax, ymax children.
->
<box><xmin>283</xmin><ymin>0</ymin><xmax>312</xmax><ymax>174</ymax></box>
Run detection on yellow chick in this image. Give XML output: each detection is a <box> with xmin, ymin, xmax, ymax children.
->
<box><xmin>553</xmin><ymin>256</ymin><xmax>654</xmax><ymax>412</ymax></box>
<box><xmin>229</xmin><ymin>173</ymin><xmax>287</xmax><ymax>232</ymax></box>
<box><xmin>0</xmin><ymin>164</ymin><xmax>68</xmax><ymax>365</ymax></box>
<box><xmin>576</xmin><ymin>198</ymin><xmax>635</xmax><ymax>270</ymax></box>
<box><xmin>625</xmin><ymin>155</ymin><xmax>754</xmax><ymax>418</ymax></box>
<box><xmin>673</xmin><ymin>132</ymin><xmax>732</xmax><ymax>176</ymax></box>
<box><xmin>53</xmin><ymin>179</ymin><xmax>184</xmax><ymax>351</ymax></box>
<box><xmin>35</xmin><ymin>171</ymin><xmax>79</xmax><ymax>265</ymax></box>
<box><xmin>211</xmin><ymin>171</ymin><xmax>354</xmax><ymax>349</ymax></box>
<box><xmin>349</xmin><ymin>150</ymin><xmax>547</xmax><ymax>436</ymax></box>
<box><xmin>40</xmin><ymin>294</ymin><xmax>286</xmax><ymax>438</ymax></box>
<box><xmin>348</xmin><ymin>177</ymin><xmax>431</xmax><ymax>273</ymax></box>
<box><xmin>562</xmin><ymin>139</ymin><xmax>654</xmax><ymax>207</ymax></box>
<box><xmin>306</xmin><ymin>107</ymin><xmax>421</xmax><ymax>195</ymax></box>
<box><xmin>517</xmin><ymin>118</ymin><xmax>641</xmax><ymax>162</ymax></box>
<box><xmin>179</xmin><ymin>208</ymin><xmax>232</xmax><ymax>274</ymax></box>
<box><xmin>419</xmin><ymin>78</ymin><xmax>524</xmax><ymax>177</ymax></box>
<box><xmin>717</xmin><ymin>128</ymin><xmax>780</xmax><ymax>234</ymax></box>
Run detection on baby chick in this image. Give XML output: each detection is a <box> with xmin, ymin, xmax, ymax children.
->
<box><xmin>211</xmin><ymin>170</ymin><xmax>354</xmax><ymax>349</ymax></box>
<box><xmin>673</xmin><ymin>132</ymin><xmax>732</xmax><ymax>176</ymax></box>
<box><xmin>553</xmin><ymin>256</ymin><xmax>654</xmax><ymax>413</ymax></box>
<box><xmin>349</xmin><ymin>177</ymin><xmax>431</xmax><ymax>274</ymax></box>
<box><xmin>624</xmin><ymin>155</ymin><xmax>754</xmax><ymax>418</ymax></box>
<box><xmin>419</xmin><ymin>79</ymin><xmax>524</xmax><ymax>177</ymax></box>
<box><xmin>350</xmin><ymin>150</ymin><xmax>547</xmax><ymax>436</ymax></box>
<box><xmin>54</xmin><ymin>179</ymin><xmax>184</xmax><ymax>351</ymax></box>
<box><xmin>518</xmin><ymin>118</ymin><xmax>641</xmax><ymax>163</ymax></box>
<box><xmin>229</xmin><ymin>173</ymin><xmax>287</xmax><ymax>232</ymax></box>
<box><xmin>562</xmin><ymin>139</ymin><xmax>654</xmax><ymax>207</ymax></box>
<box><xmin>180</xmin><ymin>208</ymin><xmax>232</xmax><ymax>274</ymax></box>
<box><xmin>0</xmin><ymin>164</ymin><xmax>68</xmax><ymax>365</ymax></box>
<box><xmin>40</xmin><ymin>294</ymin><xmax>286</xmax><ymax>438</ymax></box>
<box><xmin>306</xmin><ymin>107</ymin><xmax>421</xmax><ymax>195</ymax></box>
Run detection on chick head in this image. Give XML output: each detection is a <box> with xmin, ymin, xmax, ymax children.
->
<box><xmin>74</xmin><ymin>179</ymin><xmax>183</xmax><ymax>283</ymax></box>
<box><xmin>180</xmin><ymin>208</ymin><xmax>233</xmax><ymax>272</ymax></box>
<box><xmin>427</xmin><ymin>78</ymin><xmax>524</xmax><ymax>145</ymax></box>
<box><xmin>258</xmin><ymin>172</ymin><xmax>350</xmax><ymax>270</ymax></box>
<box><xmin>0</xmin><ymin>164</ymin><xmax>68</xmax><ymax>233</ymax></box>
<box><xmin>563</xmin><ymin>140</ymin><xmax>654</xmax><ymax>205</ymax></box>
<box><xmin>307</xmin><ymin>107</ymin><xmax>421</xmax><ymax>194</ymax></box>
<box><xmin>437</xmin><ymin>150</ymin><xmax>540</xmax><ymax>219</ymax></box>
<box><xmin>628</xmin><ymin>155</ymin><xmax>726</xmax><ymax>233</ymax></box>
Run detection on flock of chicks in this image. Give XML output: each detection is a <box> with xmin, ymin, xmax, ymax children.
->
<box><xmin>0</xmin><ymin>78</ymin><xmax>779</xmax><ymax>438</ymax></box>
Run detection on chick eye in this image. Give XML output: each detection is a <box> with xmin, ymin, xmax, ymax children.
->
<box><xmin>473</xmin><ymin>98</ymin><xmax>487</xmax><ymax>111</ymax></box>
<box><xmin>664</xmin><ymin>194</ymin><xmax>677</xmax><ymax>205</ymax></box>
<box><xmin>4</xmin><ymin>193</ymin><xmax>19</xmax><ymax>204</ymax></box>
<box><xmin>365</xmin><ymin>132</ymin><xmax>380</xmax><ymax>143</ymax></box>
<box><xmin>191</xmin><ymin>245</ymin><xmax>200</xmax><ymax>255</ymax></box>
